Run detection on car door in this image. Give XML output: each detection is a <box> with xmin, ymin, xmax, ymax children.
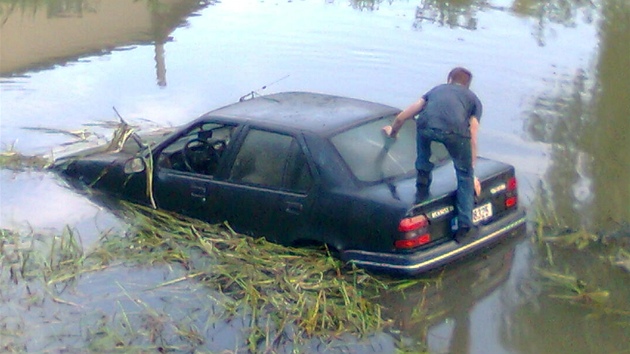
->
<box><xmin>218</xmin><ymin>127</ymin><xmax>316</xmax><ymax>245</ymax></box>
<box><xmin>151</xmin><ymin>121</ymin><xmax>237</xmax><ymax>222</ymax></box>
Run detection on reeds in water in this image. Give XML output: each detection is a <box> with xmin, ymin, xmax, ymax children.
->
<box><xmin>112</xmin><ymin>202</ymin><xmax>389</xmax><ymax>343</ymax></box>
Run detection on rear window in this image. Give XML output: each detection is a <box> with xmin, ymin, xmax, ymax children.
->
<box><xmin>331</xmin><ymin>116</ymin><xmax>448</xmax><ymax>182</ymax></box>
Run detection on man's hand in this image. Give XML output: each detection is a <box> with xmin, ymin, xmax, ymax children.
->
<box><xmin>383</xmin><ymin>98</ymin><xmax>425</xmax><ymax>140</ymax></box>
<box><xmin>382</xmin><ymin>125</ymin><xmax>395</xmax><ymax>138</ymax></box>
<box><xmin>474</xmin><ymin>177</ymin><xmax>481</xmax><ymax>196</ymax></box>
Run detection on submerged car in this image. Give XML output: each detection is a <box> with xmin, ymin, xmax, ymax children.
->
<box><xmin>54</xmin><ymin>92</ymin><xmax>526</xmax><ymax>275</ymax></box>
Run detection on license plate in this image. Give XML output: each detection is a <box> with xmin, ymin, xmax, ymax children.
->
<box><xmin>473</xmin><ymin>203</ymin><xmax>493</xmax><ymax>224</ymax></box>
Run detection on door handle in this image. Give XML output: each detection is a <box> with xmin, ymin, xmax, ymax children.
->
<box><xmin>285</xmin><ymin>201</ymin><xmax>303</xmax><ymax>215</ymax></box>
<box><xmin>191</xmin><ymin>185</ymin><xmax>206</xmax><ymax>199</ymax></box>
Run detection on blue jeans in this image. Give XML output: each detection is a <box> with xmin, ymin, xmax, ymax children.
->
<box><xmin>416</xmin><ymin>128</ymin><xmax>475</xmax><ymax>229</ymax></box>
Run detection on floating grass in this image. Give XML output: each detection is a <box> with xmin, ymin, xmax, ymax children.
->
<box><xmin>530</xmin><ymin>189</ymin><xmax>630</xmax><ymax>328</ymax></box>
<box><xmin>539</xmin><ymin>228</ymin><xmax>599</xmax><ymax>250</ymax></box>
<box><xmin>109</xmin><ymin>201</ymin><xmax>391</xmax><ymax>346</ymax></box>
<box><xmin>0</xmin><ymin>186</ymin><xmax>499</xmax><ymax>352</ymax></box>
<box><xmin>0</xmin><ymin>200</ymin><xmax>401</xmax><ymax>352</ymax></box>
<box><xmin>611</xmin><ymin>249</ymin><xmax>630</xmax><ymax>273</ymax></box>
<box><xmin>0</xmin><ymin>148</ymin><xmax>51</xmax><ymax>171</ymax></box>
<box><xmin>1</xmin><ymin>111</ymin><xmax>151</xmax><ymax>173</ymax></box>
<box><xmin>531</xmin><ymin>185</ymin><xmax>630</xmax><ymax>267</ymax></box>
<box><xmin>0</xmin><ymin>226</ymin><xmax>96</xmax><ymax>291</ymax></box>
<box><xmin>537</xmin><ymin>268</ymin><xmax>610</xmax><ymax>305</ymax></box>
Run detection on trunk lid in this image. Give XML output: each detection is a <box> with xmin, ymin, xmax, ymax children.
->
<box><xmin>393</xmin><ymin>158</ymin><xmax>520</xmax><ymax>249</ymax></box>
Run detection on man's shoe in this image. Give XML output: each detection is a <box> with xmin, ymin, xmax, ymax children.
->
<box><xmin>454</xmin><ymin>226</ymin><xmax>478</xmax><ymax>243</ymax></box>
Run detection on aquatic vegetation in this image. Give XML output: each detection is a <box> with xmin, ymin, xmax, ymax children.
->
<box><xmin>0</xmin><ymin>147</ymin><xmax>51</xmax><ymax>171</ymax></box>
<box><xmin>537</xmin><ymin>268</ymin><xmax>610</xmax><ymax>305</ymax></box>
<box><xmin>611</xmin><ymin>249</ymin><xmax>630</xmax><ymax>273</ymax></box>
<box><xmin>2</xmin><ymin>201</ymin><xmax>431</xmax><ymax>352</ymax></box>
<box><xmin>530</xmin><ymin>192</ymin><xmax>630</xmax><ymax>327</ymax></box>
<box><xmin>0</xmin><ymin>124</ymin><xmax>107</xmax><ymax>171</ymax></box>
<box><xmin>114</xmin><ymin>202</ymin><xmax>390</xmax><ymax>341</ymax></box>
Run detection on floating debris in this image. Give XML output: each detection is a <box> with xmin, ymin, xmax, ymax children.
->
<box><xmin>114</xmin><ymin>202</ymin><xmax>390</xmax><ymax>341</ymax></box>
<box><xmin>1</xmin><ymin>200</ymin><xmax>403</xmax><ymax>352</ymax></box>
<box><xmin>612</xmin><ymin>249</ymin><xmax>630</xmax><ymax>273</ymax></box>
<box><xmin>0</xmin><ymin>149</ymin><xmax>51</xmax><ymax>171</ymax></box>
<box><xmin>537</xmin><ymin>268</ymin><xmax>610</xmax><ymax>305</ymax></box>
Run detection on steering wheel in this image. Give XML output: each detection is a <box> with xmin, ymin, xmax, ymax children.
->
<box><xmin>182</xmin><ymin>138</ymin><xmax>219</xmax><ymax>173</ymax></box>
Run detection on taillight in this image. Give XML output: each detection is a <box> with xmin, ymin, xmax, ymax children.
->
<box><xmin>507</xmin><ymin>176</ymin><xmax>517</xmax><ymax>191</ymax></box>
<box><xmin>505</xmin><ymin>196</ymin><xmax>517</xmax><ymax>208</ymax></box>
<box><xmin>396</xmin><ymin>215</ymin><xmax>431</xmax><ymax>249</ymax></box>
<box><xmin>398</xmin><ymin>215</ymin><xmax>428</xmax><ymax>232</ymax></box>
<box><xmin>395</xmin><ymin>234</ymin><xmax>431</xmax><ymax>249</ymax></box>
<box><xmin>505</xmin><ymin>176</ymin><xmax>518</xmax><ymax>208</ymax></box>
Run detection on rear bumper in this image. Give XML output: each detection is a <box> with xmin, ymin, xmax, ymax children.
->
<box><xmin>341</xmin><ymin>207</ymin><xmax>527</xmax><ymax>276</ymax></box>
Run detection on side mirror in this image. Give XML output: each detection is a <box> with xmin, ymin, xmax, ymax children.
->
<box><xmin>124</xmin><ymin>157</ymin><xmax>145</xmax><ymax>174</ymax></box>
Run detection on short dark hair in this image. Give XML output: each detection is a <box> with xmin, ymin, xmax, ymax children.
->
<box><xmin>448</xmin><ymin>67</ymin><xmax>473</xmax><ymax>88</ymax></box>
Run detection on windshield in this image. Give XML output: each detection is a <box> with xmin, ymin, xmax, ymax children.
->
<box><xmin>331</xmin><ymin>116</ymin><xmax>449</xmax><ymax>183</ymax></box>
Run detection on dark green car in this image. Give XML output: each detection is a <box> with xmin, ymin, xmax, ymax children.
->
<box><xmin>55</xmin><ymin>92</ymin><xmax>526</xmax><ymax>275</ymax></box>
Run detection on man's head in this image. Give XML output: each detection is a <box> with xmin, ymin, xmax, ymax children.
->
<box><xmin>447</xmin><ymin>67</ymin><xmax>473</xmax><ymax>88</ymax></box>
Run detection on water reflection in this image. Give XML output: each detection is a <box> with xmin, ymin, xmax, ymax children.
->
<box><xmin>0</xmin><ymin>0</ymin><xmax>211</xmax><ymax>84</ymax></box>
<box><xmin>589</xmin><ymin>0</ymin><xmax>630</xmax><ymax>231</ymax></box>
<box><xmin>512</xmin><ymin>0</ymin><xmax>596</xmax><ymax>46</ymax></box>
<box><xmin>350</xmin><ymin>0</ymin><xmax>390</xmax><ymax>11</ymax></box>
<box><xmin>499</xmin><ymin>244</ymin><xmax>630</xmax><ymax>354</ymax></box>
<box><xmin>409</xmin><ymin>0</ymin><xmax>596</xmax><ymax>45</ymax></box>
<box><xmin>413</xmin><ymin>0</ymin><xmax>483</xmax><ymax>30</ymax></box>
<box><xmin>508</xmin><ymin>1</ymin><xmax>630</xmax><ymax>352</ymax></box>
<box><xmin>0</xmin><ymin>170</ymin><xmax>123</xmax><ymax>245</ymax></box>
<box><xmin>526</xmin><ymin>0</ymin><xmax>630</xmax><ymax>233</ymax></box>
<box><xmin>378</xmin><ymin>235</ymin><xmax>524</xmax><ymax>353</ymax></box>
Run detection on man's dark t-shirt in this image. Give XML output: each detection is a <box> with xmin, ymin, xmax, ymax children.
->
<box><xmin>416</xmin><ymin>83</ymin><xmax>482</xmax><ymax>138</ymax></box>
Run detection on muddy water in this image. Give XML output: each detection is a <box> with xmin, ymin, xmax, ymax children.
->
<box><xmin>1</xmin><ymin>0</ymin><xmax>629</xmax><ymax>353</ymax></box>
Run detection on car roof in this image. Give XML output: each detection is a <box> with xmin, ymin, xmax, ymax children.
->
<box><xmin>203</xmin><ymin>92</ymin><xmax>401</xmax><ymax>134</ymax></box>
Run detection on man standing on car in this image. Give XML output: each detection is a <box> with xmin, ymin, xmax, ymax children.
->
<box><xmin>382</xmin><ymin>67</ymin><xmax>482</xmax><ymax>243</ymax></box>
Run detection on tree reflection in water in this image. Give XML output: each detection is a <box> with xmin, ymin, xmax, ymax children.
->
<box><xmin>512</xmin><ymin>0</ymin><xmax>596</xmax><ymax>46</ymax></box>
<box><xmin>526</xmin><ymin>0</ymin><xmax>630</xmax><ymax>235</ymax></box>
<box><xmin>403</xmin><ymin>0</ymin><xmax>597</xmax><ymax>46</ymax></box>
<box><xmin>413</xmin><ymin>0</ymin><xmax>483</xmax><ymax>30</ymax></box>
<box><xmin>0</xmin><ymin>0</ymin><xmax>213</xmax><ymax>83</ymax></box>
<box><xmin>502</xmin><ymin>0</ymin><xmax>630</xmax><ymax>352</ymax></box>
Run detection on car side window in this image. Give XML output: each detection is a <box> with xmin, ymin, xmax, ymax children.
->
<box><xmin>229</xmin><ymin>129</ymin><xmax>312</xmax><ymax>192</ymax></box>
<box><xmin>157</xmin><ymin>122</ymin><xmax>235</xmax><ymax>176</ymax></box>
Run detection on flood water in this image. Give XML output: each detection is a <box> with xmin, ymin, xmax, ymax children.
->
<box><xmin>1</xmin><ymin>0</ymin><xmax>629</xmax><ymax>353</ymax></box>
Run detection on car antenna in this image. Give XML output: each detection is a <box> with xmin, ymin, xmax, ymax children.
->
<box><xmin>112</xmin><ymin>106</ymin><xmax>146</xmax><ymax>149</ymax></box>
<box><xmin>239</xmin><ymin>75</ymin><xmax>290</xmax><ymax>102</ymax></box>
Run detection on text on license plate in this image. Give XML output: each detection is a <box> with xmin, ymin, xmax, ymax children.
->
<box><xmin>473</xmin><ymin>203</ymin><xmax>493</xmax><ymax>224</ymax></box>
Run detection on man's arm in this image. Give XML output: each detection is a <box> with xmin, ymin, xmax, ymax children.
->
<box><xmin>470</xmin><ymin>116</ymin><xmax>479</xmax><ymax>167</ymax></box>
<box><xmin>470</xmin><ymin>116</ymin><xmax>481</xmax><ymax>196</ymax></box>
<box><xmin>382</xmin><ymin>98</ymin><xmax>426</xmax><ymax>138</ymax></box>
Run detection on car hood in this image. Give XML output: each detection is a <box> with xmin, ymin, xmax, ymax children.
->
<box><xmin>53</xmin><ymin>127</ymin><xmax>176</xmax><ymax>167</ymax></box>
